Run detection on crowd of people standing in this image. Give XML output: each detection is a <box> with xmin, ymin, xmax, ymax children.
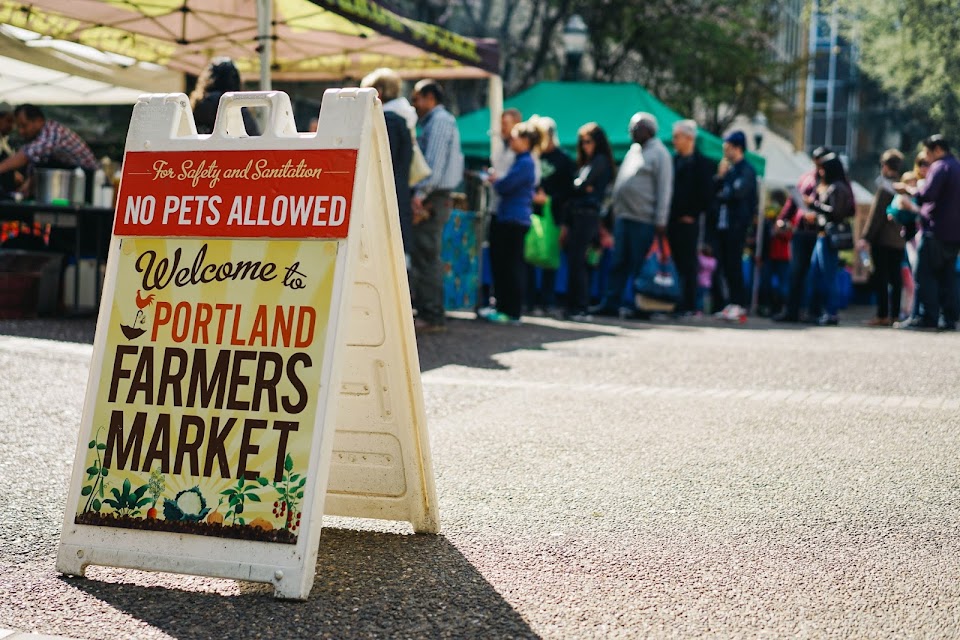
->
<box><xmin>362</xmin><ymin>70</ymin><xmax>959</xmax><ymax>334</ymax></box>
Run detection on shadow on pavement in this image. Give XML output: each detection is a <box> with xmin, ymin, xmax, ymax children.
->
<box><xmin>416</xmin><ymin>314</ymin><xmax>614</xmax><ymax>371</ymax></box>
<box><xmin>67</xmin><ymin>527</ymin><xmax>538</xmax><ymax>639</ymax></box>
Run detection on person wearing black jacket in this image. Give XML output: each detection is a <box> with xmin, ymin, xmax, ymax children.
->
<box><xmin>860</xmin><ymin>149</ymin><xmax>905</xmax><ymax>326</ymax></box>
<box><xmin>808</xmin><ymin>154</ymin><xmax>855</xmax><ymax>326</ymax></box>
<box><xmin>527</xmin><ymin>117</ymin><xmax>576</xmax><ymax>315</ymax></box>
<box><xmin>669</xmin><ymin>120</ymin><xmax>715</xmax><ymax>314</ymax></box>
<box><xmin>190</xmin><ymin>58</ymin><xmax>260</xmax><ymax>136</ymax></box>
<box><xmin>773</xmin><ymin>146</ymin><xmax>833</xmax><ymax>323</ymax></box>
<box><xmin>563</xmin><ymin>122</ymin><xmax>614</xmax><ymax>321</ymax></box>
<box><xmin>712</xmin><ymin>131</ymin><xmax>758</xmax><ymax>319</ymax></box>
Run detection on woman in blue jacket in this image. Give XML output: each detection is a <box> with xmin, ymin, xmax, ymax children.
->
<box><xmin>485</xmin><ymin>121</ymin><xmax>542</xmax><ymax>325</ymax></box>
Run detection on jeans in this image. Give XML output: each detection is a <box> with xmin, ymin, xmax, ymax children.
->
<box><xmin>410</xmin><ymin>191</ymin><xmax>452</xmax><ymax>325</ymax></box>
<box><xmin>914</xmin><ymin>232</ymin><xmax>960</xmax><ymax>326</ymax></box>
<box><xmin>808</xmin><ymin>236</ymin><xmax>839</xmax><ymax>317</ymax></box>
<box><xmin>712</xmin><ymin>227</ymin><xmax>747</xmax><ymax>308</ymax></box>
<box><xmin>668</xmin><ymin>219</ymin><xmax>699</xmax><ymax>313</ymax></box>
<box><xmin>760</xmin><ymin>259</ymin><xmax>790</xmax><ymax>312</ymax></box>
<box><xmin>489</xmin><ymin>218</ymin><xmax>529</xmax><ymax>319</ymax></box>
<box><xmin>525</xmin><ymin>265</ymin><xmax>557</xmax><ymax>310</ymax></box>
<box><xmin>871</xmin><ymin>245</ymin><xmax>904</xmax><ymax>320</ymax></box>
<box><xmin>785</xmin><ymin>232</ymin><xmax>817</xmax><ymax>318</ymax></box>
<box><xmin>600</xmin><ymin>217</ymin><xmax>657</xmax><ymax>311</ymax></box>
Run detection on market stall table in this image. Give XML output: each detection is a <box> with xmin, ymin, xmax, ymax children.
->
<box><xmin>0</xmin><ymin>200</ymin><xmax>113</xmax><ymax>314</ymax></box>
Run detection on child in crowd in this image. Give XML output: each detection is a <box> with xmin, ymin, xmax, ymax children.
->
<box><xmin>697</xmin><ymin>244</ymin><xmax>717</xmax><ymax>314</ymax></box>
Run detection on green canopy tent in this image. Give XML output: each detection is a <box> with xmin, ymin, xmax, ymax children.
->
<box><xmin>457</xmin><ymin>81</ymin><xmax>765</xmax><ymax>176</ymax></box>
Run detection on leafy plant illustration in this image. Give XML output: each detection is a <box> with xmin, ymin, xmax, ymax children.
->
<box><xmin>221</xmin><ymin>476</ymin><xmax>267</xmax><ymax>526</ymax></box>
<box><xmin>103</xmin><ymin>477</ymin><xmax>152</xmax><ymax>517</ymax></box>
<box><xmin>163</xmin><ymin>486</ymin><xmax>211</xmax><ymax>522</ymax></box>
<box><xmin>80</xmin><ymin>427</ymin><xmax>109</xmax><ymax>513</ymax></box>
<box><xmin>272</xmin><ymin>454</ymin><xmax>306</xmax><ymax>533</ymax></box>
<box><xmin>146</xmin><ymin>467</ymin><xmax>166</xmax><ymax>518</ymax></box>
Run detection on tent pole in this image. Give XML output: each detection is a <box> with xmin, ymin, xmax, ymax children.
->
<box><xmin>488</xmin><ymin>75</ymin><xmax>503</xmax><ymax>165</ymax></box>
<box><xmin>257</xmin><ymin>0</ymin><xmax>272</xmax><ymax>91</ymax></box>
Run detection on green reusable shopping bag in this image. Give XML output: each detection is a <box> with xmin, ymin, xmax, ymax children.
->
<box><xmin>524</xmin><ymin>197</ymin><xmax>561</xmax><ymax>270</ymax></box>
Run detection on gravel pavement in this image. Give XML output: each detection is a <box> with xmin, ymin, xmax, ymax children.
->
<box><xmin>1</xmin><ymin>310</ymin><xmax>959</xmax><ymax>639</ymax></box>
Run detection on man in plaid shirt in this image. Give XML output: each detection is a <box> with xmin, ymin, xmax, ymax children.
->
<box><xmin>0</xmin><ymin>104</ymin><xmax>97</xmax><ymax>195</ymax></box>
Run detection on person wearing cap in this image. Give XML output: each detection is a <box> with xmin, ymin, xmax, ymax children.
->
<box><xmin>773</xmin><ymin>146</ymin><xmax>833</xmax><ymax>322</ymax></box>
<box><xmin>669</xmin><ymin>119</ymin><xmax>715</xmax><ymax>315</ymax></box>
<box><xmin>0</xmin><ymin>101</ymin><xmax>21</xmax><ymax>196</ymax></box>
<box><xmin>592</xmin><ymin>111</ymin><xmax>673</xmax><ymax>317</ymax></box>
<box><xmin>0</xmin><ymin>104</ymin><xmax>97</xmax><ymax>198</ymax></box>
<box><xmin>712</xmin><ymin>130</ymin><xmax>757</xmax><ymax>320</ymax></box>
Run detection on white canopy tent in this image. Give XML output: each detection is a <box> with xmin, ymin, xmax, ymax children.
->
<box><xmin>0</xmin><ymin>26</ymin><xmax>184</xmax><ymax>104</ymax></box>
<box><xmin>725</xmin><ymin>115</ymin><xmax>874</xmax><ymax>205</ymax></box>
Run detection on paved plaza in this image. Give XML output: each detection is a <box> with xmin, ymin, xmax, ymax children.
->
<box><xmin>1</xmin><ymin>311</ymin><xmax>959</xmax><ymax>638</ymax></box>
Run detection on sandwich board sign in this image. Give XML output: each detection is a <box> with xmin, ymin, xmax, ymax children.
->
<box><xmin>56</xmin><ymin>89</ymin><xmax>438</xmax><ymax>600</ymax></box>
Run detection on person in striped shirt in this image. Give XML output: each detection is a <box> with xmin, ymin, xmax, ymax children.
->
<box><xmin>409</xmin><ymin>79</ymin><xmax>465</xmax><ymax>333</ymax></box>
<box><xmin>0</xmin><ymin>104</ymin><xmax>97</xmax><ymax>198</ymax></box>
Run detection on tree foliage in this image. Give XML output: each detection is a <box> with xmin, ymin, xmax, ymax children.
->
<box><xmin>386</xmin><ymin>0</ymin><xmax>796</xmax><ymax>130</ymax></box>
<box><xmin>833</xmin><ymin>0</ymin><xmax>960</xmax><ymax>139</ymax></box>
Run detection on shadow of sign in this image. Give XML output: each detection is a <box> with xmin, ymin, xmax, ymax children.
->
<box><xmin>65</xmin><ymin>527</ymin><xmax>539</xmax><ymax>639</ymax></box>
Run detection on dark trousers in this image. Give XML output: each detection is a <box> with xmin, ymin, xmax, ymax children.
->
<box><xmin>712</xmin><ymin>227</ymin><xmax>747</xmax><ymax>308</ymax></box>
<box><xmin>411</xmin><ymin>191</ymin><xmax>452</xmax><ymax>325</ymax></box>
<box><xmin>602</xmin><ymin>217</ymin><xmax>657</xmax><ymax>311</ymax></box>
<box><xmin>914</xmin><ymin>232</ymin><xmax>959</xmax><ymax>326</ymax></box>
<box><xmin>525</xmin><ymin>265</ymin><xmax>557</xmax><ymax>310</ymax></box>
<box><xmin>668</xmin><ymin>220</ymin><xmax>699</xmax><ymax>313</ymax></box>
<box><xmin>564</xmin><ymin>209</ymin><xmax>600</xmax><ymax>313</ymax></box>
<box><xmin>785</xmin><ymin>232</ymin><xmax>818</xmax><ymax>318</ymax></box>
<box><xmin>872</xmin><ymin>245</ymin><xmax>904</xmax><ymax>320</ymax></box>
<box><xmin>489</xmin><ymin>218</ymin><xmax>528</xmax><ymax>319</ymax></box>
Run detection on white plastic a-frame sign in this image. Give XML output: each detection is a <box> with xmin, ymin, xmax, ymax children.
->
<box><xmin>56</xmin><ymin>89</ymin><xmax>438</xmax><ymax>600</ymax></box>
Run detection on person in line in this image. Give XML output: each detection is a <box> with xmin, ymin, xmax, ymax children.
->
<box><xmin>563</xmin><ymin>123</ymin><xmax>615</xmax><ymax>321</ymax></box>
<box><xmin>806</xmin><ymin>153</ymin><xmax>855</xmax><ymax>326</ymax></box>
<box><xmin>478</xmin><ymin>108</ymin><xmax>524</xmax><ymax>313</ymax></box>
<box><xmin>669</xmin><ymin>119</ymin><xmax>715</xmax><ymax>315</ymax></box>
<box><xmin>360</xmin><ymin>68</ymin><xmax>413</xmax><ymax>269</ymax></box>
<box><xmin>527</xmin><ymin>116</ymin><xmax>576</xmax><ymax>317</ymax></box>
<box><xmin>0</xmin><ymin>104</ymin><xmax>97</xmax><ymax>199</ymax></box>
<box><xmin>410</xmin><ymin>79</ymin><xmax>465</xmax><ymax>333</ymax></box>
<box><xmin>592</xmin><ymin>112</ymin><xmax>673</xmax><ymax>318</ymax></box>
<box><xmin>0</xmin><ymin>101</ymin><xmax>22</xmax><ymax>196</ymax></box>
<box><xmin>190</xmin><ymin>57</ymin><xmax>260</xmax><ymax>136</ymax></box>
<box><xmin>895</xmin><ymin>135</ymin><xmax>960</xmax><ymax>331</ymax></box>
<box><xmin>773</xmin><ymin>147</ymin><xmax>832</xmax><ymax>323</ymax></box>
<box><xmin>711</xmin><ymin>130</ymin><xmax>757</xmax><ymax>321</ymax></box>
<box><xmin>483</xmin><ymin>121</ymin><xmax>541</xmax><ymax>325</ymax></box>
<box><xmin>859</xmin><ymin>149</ymin><xmax>905</xmax><ymax>326</ymax></box>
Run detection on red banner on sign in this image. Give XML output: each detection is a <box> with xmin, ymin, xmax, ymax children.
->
<box><xmin>113</xmin><ymin>149</ymin><xmax>358</xmax><ymax>239</ymax></box>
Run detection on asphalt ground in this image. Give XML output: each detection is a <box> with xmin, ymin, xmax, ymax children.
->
<box><xmin>1</xmin><ymin>309</ymin><xmax>959</xmax><ymax>639</ymax></box>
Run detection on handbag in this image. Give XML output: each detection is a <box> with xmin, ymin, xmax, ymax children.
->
<box><xmin>523</xmin><ymin>197</ymin><xmax>561</xmax><ymax>270</ymax></box>
<box><xmin>409</xmin><ymin>134</ymin><xmax>432</xmax><ymax>186</ymax></box>
<box><xmin>824</xmin><ymin>221</ymin><xmax>854</xmax><ymax>251</ymax></box>
<box><xmin>633</xmin><ymin>234</ymin><xmax>681</xmax><ymax>312</ymax></box>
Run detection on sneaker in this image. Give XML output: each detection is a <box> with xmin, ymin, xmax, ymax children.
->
<box><xmin>486</xmin><ymin>311</ymin><xmax>521</xmax><ymax>326</ymax></box>
<box><xmin>567</xmin><ymin>312</ymin><xmax>593</xmax><ymax>323</ymax></box>
<box><xmin>414</xmin><ymin>318</ymin><xmax>446</xmax><ymax>334</ymax></box>
<box><xmin>816</xmin><ymin>314</ymin><xmax>839</xmax><ymax>326</ymax></box>
<box><xmin>588</xmin><ymin>303</ymin><xmax>618</xmax><ymax>317</ymax></box>
<box><xmin>894</xmin><ymin>317</ymin><xmax>937</xmax><ymax>331</ymax></box>
<box><xmin>476</xmin><ymin>305</ymin><xmax>496</xmax><ymax>320</ymax></box>
<box><xmin>721</xmin><ymin>304</ymin><xmax>745</xmax><ymax>321</ymax></box>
